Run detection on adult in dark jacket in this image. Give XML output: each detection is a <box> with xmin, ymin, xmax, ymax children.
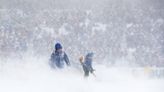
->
<box><xmin>50</xmin><ymin>43</ymin><xmax>70</xmax><ymax>69</ymax></box>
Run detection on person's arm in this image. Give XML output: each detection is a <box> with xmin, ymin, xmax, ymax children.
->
<box><xmin>89</xmin><ymin>61</ymin><xmax>94</xmax><ymax>73</ymax></box>
<box><xmin>50</xmin><ymin>52</ymin><xmax>56</xmax><ymax>68</ymax></box>
<box><xmin>64</xmin><ymin>53</ymin><xmax>70</xmax><ymax>66</ymax></box>
<box><xmin>50</xmin><ymin>53</ymin><xmax>54</xmax><ymax>62</ymax></box>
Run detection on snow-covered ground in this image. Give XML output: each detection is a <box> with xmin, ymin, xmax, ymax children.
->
<box><xmin>0</xmin><ymin>57</ymin><xmax>163</xmax><ymax>92</ymax></box>
<box><xmin>0</xmin><ymin>0</ymin><xmax>164</xmax><ymax>92</ymax></box>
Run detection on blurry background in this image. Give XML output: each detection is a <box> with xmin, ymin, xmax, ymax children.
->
<box><xmin>0</xmin><ymin>0</ymin><xmax>164</xmax><ymax>67</ymax></box>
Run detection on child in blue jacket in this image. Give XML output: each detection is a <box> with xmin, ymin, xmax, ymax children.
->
<box><xmin>79</xmin><ymin>52</ymin><xmax>95</xmax><ymax>77</ymax></box>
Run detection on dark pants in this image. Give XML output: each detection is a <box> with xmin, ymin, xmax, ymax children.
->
<box><xmin>82</xmin><ymin>65</ymin><xmax>90</xmax><ymax>77</ymax></box>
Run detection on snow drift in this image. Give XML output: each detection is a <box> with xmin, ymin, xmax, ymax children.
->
<box><xmin>0</xmin><ymin>56</ymin><xmax>164</xmax><ymax>92</ymax></box>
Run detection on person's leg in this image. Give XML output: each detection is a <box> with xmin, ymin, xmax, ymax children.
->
<box><xmin>83</xmin><ymin>65</ymin><xmax>89</xmax><ymax>77</ymax></box>
<box><xmin>84</xmin><ymin>70</ymin><xmax>89</xmax><ymax>77</ymax></box>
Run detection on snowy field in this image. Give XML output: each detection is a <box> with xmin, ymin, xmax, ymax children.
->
<box><xmin>0</xmin><ymin>57</ymin><xmax>164</xmax><ymax>92</ymax></box>
<box><xmin>0</xmin><ymin>0</ymin><xmax>164</xmax><ymax>92</ymax></box>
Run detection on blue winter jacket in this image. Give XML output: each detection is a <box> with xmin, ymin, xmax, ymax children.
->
<box><xmin>50</xmin><ymin>50</ymin><xmax>70</xmax><ymax>68</ymax></box>
<box><xmin>82</xmin><ymin>57</ymin><xmax>94</xmax><ymax>72</ymax></box>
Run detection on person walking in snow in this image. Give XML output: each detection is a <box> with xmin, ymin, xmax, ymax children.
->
<box><xmin>79</xmin><ymin>52</ymin><xmax>95</xmax><ymax>77</ymax></box>
<box><xmin>50</xmin><ymin>43</ymin><xmax>70</xmax><ymax>69</ymax></box>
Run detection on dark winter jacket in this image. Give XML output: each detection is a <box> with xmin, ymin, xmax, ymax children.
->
<box><xmin>82</xmin><ymin>56</ymin><xmax>94</xmax><ymax>72</ymax></box>
<box><xmin>50</xmin><ymin>50</ymin><xmax>70</xmax><ymax>68</ymax></box>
